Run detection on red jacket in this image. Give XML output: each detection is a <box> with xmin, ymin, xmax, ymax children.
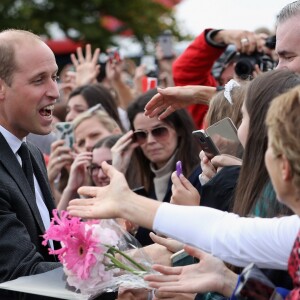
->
<box><xmin>172</xmin><ymin>29</ymin><xmax>225</xmax><ymax>129</ymax></box>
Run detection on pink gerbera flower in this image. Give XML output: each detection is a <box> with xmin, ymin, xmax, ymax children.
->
<box><xmin>42</xmin><ymin>209</ymin><xmax>81</xmax><ymax>245</ymax></box>
<box><xmin>43</xmin><ymin>210</ymin><xmax>149</xmax><ymax>295</ymax></box>
<box><xmin>63</xmin><ymin>222</ymin><xmax>103</xmax><ymax>280</ymax></box>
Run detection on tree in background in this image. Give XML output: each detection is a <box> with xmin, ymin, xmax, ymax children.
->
<box><xmin>0</xmin><ymin>0</ymin><xmax>186</xmax><ymax>49</ymax></box>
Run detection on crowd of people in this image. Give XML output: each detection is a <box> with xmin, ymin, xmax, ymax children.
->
<box><xmin>0</xmin><ymin>1</ymin><xmax>300</xmax><ymax>300</ymax></box>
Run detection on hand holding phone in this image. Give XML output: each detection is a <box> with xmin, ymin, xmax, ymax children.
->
<box><xmin>107</xmin><ymin>48</ymin><xmax>121</xmax><ymax>64</ymax></box>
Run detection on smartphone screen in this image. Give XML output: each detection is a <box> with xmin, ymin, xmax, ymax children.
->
<box><xmin>157</xmin><ymin>31</ymin><xmax>174</xmax><ymax>59</ymax></box>
<box><xmin>206</xmin><ymin>117</ymin><xmax>243</xmax><ymax>158</ymax></box>
<box><xmin>140</xmin><ymin>55</ymin><xmax>157</xmax><ymax>77</ymax></box>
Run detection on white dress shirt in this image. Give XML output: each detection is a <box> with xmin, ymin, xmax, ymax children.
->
<box><xmin>0</xmin><ymin>126</ymin><xmax>51</xmax><ymax>233</ymax></box>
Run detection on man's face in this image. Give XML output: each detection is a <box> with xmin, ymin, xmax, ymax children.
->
<box><xmin>0</xmin><ymin>40</ymin><xmax>59</xmax><ymax>139</ymax></box>
<box><xmin>276</xmin><ymin>15</ymin><xmax>300</xmax><ymax>73</ymax></box>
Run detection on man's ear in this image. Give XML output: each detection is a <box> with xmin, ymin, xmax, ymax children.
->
<box><xmin>0</xmin><ymin>79</ymin><xmax>7</xmax><ymax>100</ymax></box>
<box><xmin>282</xmin><ymin>155</ymin><xmax>292</xmax><ymax>181</ymax></box>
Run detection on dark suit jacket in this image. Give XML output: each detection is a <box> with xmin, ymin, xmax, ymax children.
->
<box><xmin>0</xmin><ymin>133</ymin><xmax>61</xmax><ymax>283</ymax></box>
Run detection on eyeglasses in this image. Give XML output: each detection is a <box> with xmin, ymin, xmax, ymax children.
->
<box><xmin>87</xmin><ymin>160</ymin><xmax>112</xmax><ymax>176</ymax></box>
<box><xmin>132</xmin><ymin>126</ymin><xmax>170</xmax><ymax>145</ymax></box>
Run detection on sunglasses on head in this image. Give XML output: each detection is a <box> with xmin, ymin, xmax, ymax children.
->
<box><xmin>132</xmin><ymin>126</ymin><xmax>170</xmax><ymax>145</ymax></box>
<box><xmin>87</xmin><ymin>160</ymin><xmax>112</xmax><ymax>176</ymax></box>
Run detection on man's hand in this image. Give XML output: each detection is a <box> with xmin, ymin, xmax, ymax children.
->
<box><xmin>67</xmin><ymin>162</ymin><xmax>130</xmax><ymax>219</ymax></box>
<box><xmin>67</xmin><ymin>162</ymin><xmax>161</xmax><ymax>229</ymax></box>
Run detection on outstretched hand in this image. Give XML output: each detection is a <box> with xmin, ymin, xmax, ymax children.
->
<box><xmin>145</xmin><ymin>245</ymin><xmax>238</xmax><ymax>297</ymax></box>
<box><xmin>67</xmin><ymin>162</ymin><xmax>130</xmax><ymax>219</ymax></box>
<box><xmin>144</xmin><ymin>87</ymin><xmax>186</xmax><ymax>119</ymax></box>
<box><xmin>144</xmin><ymin>85</ymin><xmax>215</xmax><ymax>119</ymax></box>
<box><xmin>67</xmin><ymin>162</ymin><xmax>161</xmax><ymax>230</ymax></box>
<box><xmin>150</xmin><ymin>232</ymin><xmax>184</xmax><ymax>254</ymax></box>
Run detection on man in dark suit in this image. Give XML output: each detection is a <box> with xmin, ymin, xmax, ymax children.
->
<box><xmin>0</xmin><ymin>29</ymin><xmax>118</xmax><ymax>300</ymax></box>
<box><xmin>0</xmin><ymin>29</ymin><xmax>61</xmax><ymax>284</ymax></box>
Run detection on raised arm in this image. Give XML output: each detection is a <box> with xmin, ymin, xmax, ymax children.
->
<box><xmin>144</xmin><ymin>85</ymin><xmax>216</xmax><ymax>119</ymax></box>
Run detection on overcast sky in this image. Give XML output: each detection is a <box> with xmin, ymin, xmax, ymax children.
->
<box><xmin>174</xmin><ymin>0</ymin><xmax>293</xmax><ymax>36</ymax></box>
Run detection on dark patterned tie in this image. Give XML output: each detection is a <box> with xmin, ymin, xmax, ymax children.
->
<box><xmin>18</xmin><ymin>142</ymin><xmax>35</xmax><ymax>195</ymax></box>
<box><xmin>286</xmin><ymin>229</ymin><xmax>300</xmax><ymax>299</ymax></box>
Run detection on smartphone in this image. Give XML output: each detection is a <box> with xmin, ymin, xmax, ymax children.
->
<box><xmin>157</xmin><ymin>31</ymin><xmax>174</xmax><ymax>59</ymax></box>
<box><xmin>206</xmin><ymin>117</ymin><xmax>243</xmax><ymax>158</ymax></box>
<box><xmin>176</xmin><ymin>160</ymin><xmax>182</xmax><ymax>177</ymax></box>
<box><xmin>140</xmin><ymin>55</ymin><xmax>157</xmax><ymax>77</ymax></box>
<box><xmin>192</xmin><ymin>129</ymin><xmax>220</xmax><ymax>159</ymax></box>
<box><xmin>171</xmin><ymin>249</ymin><xmax>199</xmax><ymax>267</ymax></box>
<box><xmin>54</xmin><ymin>122</ymin><xmax>74</xmax><ymax>149</ymax></box>
<box><xmin>107</xmin><ymin>48</ymin><xmax>121</xmax><ymax>63</ymax></box>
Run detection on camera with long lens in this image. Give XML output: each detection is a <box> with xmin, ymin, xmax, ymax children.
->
<box><xmin>234</xmin><ymin>35</ymin><xmax>277</xmax><ymax>79</ymax></box>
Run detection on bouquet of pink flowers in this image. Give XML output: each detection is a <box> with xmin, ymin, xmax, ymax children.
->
<box><xmin>42</xmin><ymin>209</ymin><xmax>153</xmax><ymax>296</ymax></box>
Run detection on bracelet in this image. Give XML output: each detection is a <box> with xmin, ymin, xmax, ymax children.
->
<box><xmin>206</xmin><ymin>29</ymin><xmax>227</xmax><ymax>48</ymax></box>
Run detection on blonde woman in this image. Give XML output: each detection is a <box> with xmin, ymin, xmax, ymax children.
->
<box><xmin>57</xmin><ymin>109</ymin><xmax>122</xmax><ymax>211</ymax></box>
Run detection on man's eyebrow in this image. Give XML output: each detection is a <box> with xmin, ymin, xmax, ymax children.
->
<box><xmin>30</xmin><ymin>70</ymin><xmax>58</xmax><ymax>79</ymax></box>
<box><xmin>277</xmin><ymin>50</ymin><xmax>294</xmax><ymax>56</ymax></box>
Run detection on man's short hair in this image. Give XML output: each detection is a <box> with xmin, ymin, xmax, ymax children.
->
<box><xmin>277</xmin><ymin>0</ymin><xmax>300</xmax><ymax>25</ymax></box>
<box><xmin>0</xmin><ymin>29</ymin><xmax>41</xmax><ymax>86</ymax></box>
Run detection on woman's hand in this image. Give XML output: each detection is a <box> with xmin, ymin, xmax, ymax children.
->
<box><xmin>199</xmin><ymin>151</ymin><xmax>242</xmax><ymax>185</ymax></box>
<box><xmin>170</xmin><ymin>171</ymin><xmax>200</xmax><ymax>206</ymax></box>
<box><xmin>65</xmin><ymin>151</ymin><xmax>92</xmax><ymax>193</ymax></box>
<box><xmin>145</xmin><ymin>245</ymin><xmax>238</xmax><ymax>297</ymax></box>
<box><xmin>199</xmin><ymin>150</ymin><xmax>217</xmax><ymax>184</ymax></box>
<box><xmin>144</xmin><ymin>85</ymin><xmax>216</xmax><ymax>119</ymax></box>
<box><xmin>210</xmin><ymin>154</ymin><xmax>242</xmax><ymax>169</ymax></box>
<box><xmin>111</xmin><ymin>130</ymin><xmax>138</xmax><ymax>174</ymax></box>
<box><xmin>47</xmin><ymin>139</ymin><xmax>73</xmax><ymax>183</ymax></box>
<box><xmin>70</xmin><ymin>44</ymin><xmax>100</xmax><ymax>87</ymax></box>
<box><xmin>150</xmin><ymin>232</ymin><xmax>184</xmax><ymax>254</ymax></box>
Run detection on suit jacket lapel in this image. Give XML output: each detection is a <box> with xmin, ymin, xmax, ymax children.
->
<box><xmin>0</xmin><ymin>133</ymin><xmax>46</xmax><ymax>232</ymax></box>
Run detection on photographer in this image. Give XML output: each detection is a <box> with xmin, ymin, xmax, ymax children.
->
<box><xmin>172</xmin><ymin>28</ymin><xmax>275</xmax><ymax>128</ymax></box>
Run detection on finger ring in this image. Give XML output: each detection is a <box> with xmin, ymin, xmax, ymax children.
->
<box><xmin>240</xmin><ymin>38</ymin><xmax>249</xmax><ymax>44</ymax></box>
<box><xmin>57</xmin><ymin>156</ymin><xmax>62</xmax><ymax>162</ymax></box>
